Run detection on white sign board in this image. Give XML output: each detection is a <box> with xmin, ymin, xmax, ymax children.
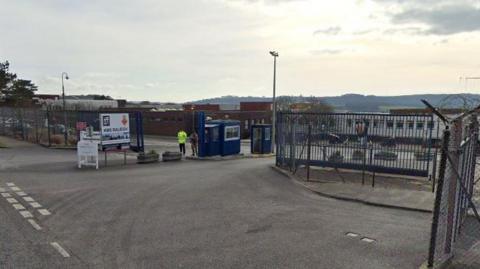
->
<box><xmin>100</xmin><ymin>113</ymin><xmax>130</xmax><ymax>147</ymax></box>
<box><xmin>77</xmin><ymin>140</ymin><xmax>99</xmax><ymax>169</ymax></box>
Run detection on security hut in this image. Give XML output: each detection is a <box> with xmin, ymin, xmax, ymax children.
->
<box><xmin>251</xmin><ymin>124</ymin><xmax>272</xmax><ymax>154</ymax></box>
<box><xmin>208</xmin><ymin>120</ymin><xmax>241</xmax><ymax>156</ymax></box>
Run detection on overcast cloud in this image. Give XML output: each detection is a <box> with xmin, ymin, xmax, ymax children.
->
<box><xmin>1</xmin><ymin>0</ymin><xmax>480</xmax><ymax>102</ymax></box>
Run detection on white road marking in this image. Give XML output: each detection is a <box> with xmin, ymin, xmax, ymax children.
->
<box><xmin>19</xmin><ymin>210</ymin><xmax>33</xmax><ymax>218</ymax></box>
<box><xmin>12</xmin><ymin>203</ymin><xmax>26</xmax><ymax>210</ymax></box>
<box><xmin>28</xmin><ymin>219</ymin><xmax>42</xmax><ymax>230</ymax></box>
<box><xmin>50</xmin><ymin>242</ymin><xmax>70</xmax><ymax>258</ymax></box>
<box><xmin>23</xmin><ymin>196</ymin><xmax>35</xmax><ymax>202</ymax></box>
<box><xmin>38</xmin><ymin>209</ymin><xmax>51</xmax><ymax>216</ymax></box>
<box><xmin>361</xmin><ymin>237</ymin><xmax>376</xmax><ymax>243</ymax></box>
<box><xmin>0</xmin><ymin>187</ymin><xmax>5</xmax><ymax>192</ymax></box>
<box><xmin>346</xmin><ymin>232</ymin><xmax>359</xmax><ymax>237</ymax></box>
<box><xmin>12</xmin><ymin>204</ymin><xmax>25</xmax><ymax>210</ymax></box>
<box><xmin>16</xmin><ymin>191</ymin><xmax>27</xmax><ymax>196</ymax></box>
<box><xmin>30</xmin><ymin>202</ymin><xmax>42</xmax><ymax>208</ymax></box>
<box><xmin>10</xmin><ymin>187</ymin><xmax>20</xmax><ymax>191</ymax></box>
<box><xmin>1</xmin><ymin>193</ymin><xmax>11</xmax><ymax>198</ymax></box>
<box><xmin>6</xmin><ymin>198</ymin><xmax>18</xmax><ymax>203</ymax></box>
<box><xmin>6</xmin><ymin>183</ymin><xmax>15</xmax><ymax>186</ymax></box>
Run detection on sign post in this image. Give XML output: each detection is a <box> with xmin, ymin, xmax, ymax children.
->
<box><xmin>99</xmin><ymin>113</ymin><xmax>131</xmax><ymax>166</ymax></box>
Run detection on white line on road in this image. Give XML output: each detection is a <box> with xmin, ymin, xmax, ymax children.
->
<box><xmin>6</xmin><ymin>183</ymin><xmax>15</xmax><ymax>186</ymax></box>
<box><xmin>50</xmin><ymin>242</ymin><xmax>70</xmax><ymax>258</ymax></box>
<box><xmin>1</xmin><ymin>193</ymin><xmax>11</xmax><ymax>198</ymax></box>
<box><xmin>30</xmin><ymin>202</ymin><xmax>42</xmax><ymax>208</ymax></box>
<box><xmin>346</xmin><ymin>232</ymin><xmax>359</xmax><ymax>237</ymax></box>
<box><xmin>38</xmin><ymin>209</ymin><xmax>51</xmax><ymax>216</ymax></box>
<box><xmin>10</xmin><ymin>187</ymin><xmax>21</xmax><ymax>191</ymax></box>
<box><xmin>12</xmin><ymin>203</ymin><xmax>26</xmax><ymax>210</ymax></box>
<box><xmin>361</xmin><ymin>237</ymin><xmax>376</xmax><ymax>243</ymax></box>
<box><xmin>16</xmin><ymin>191</ymin><xmax>27</xmax><ymax>196</ymax></box>
<box><xmin>19</xmin><ymin>210</ymin><xmax>33</xmax><ymax>218</ymax></box>
<box><xmin>28</xmin><ymin>219</ymin><xmax>42</xmax><ymax>230</ymax></box>
<box><xmin>6</xmin><ymin>198</ymin><xmax>18</xmax><ymax>203</ymax></box>
<box><xmin>23</xmin><ymin>196</ymin><xmax>34</xmax><ymax>202</ymax></box>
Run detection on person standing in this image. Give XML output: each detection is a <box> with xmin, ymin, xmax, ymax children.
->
<box><xmin>189</xmin><ymin>131</ymin><xmax>199</xmax><ymax>156</ymax></box>
<box><xmin>177</xmin><ymin>129</ymin><xmax>187</xmax><ymax>155</ymax></box>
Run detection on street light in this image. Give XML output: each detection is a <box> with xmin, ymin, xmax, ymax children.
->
<box><xmin>61</xmin><ymin>72</ymin><xmax>69</xmax><ymax>146</ymax></box>
<box><xmin>269</xmin><ymin>51</ymin><xmax>279</xmax><ymax>152</ymax></box>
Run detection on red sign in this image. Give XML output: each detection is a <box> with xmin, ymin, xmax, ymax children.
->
<box><xmin>76</xmin><ymin>122</ymin><xmax>87</xmax><ymax>131</ymax></box>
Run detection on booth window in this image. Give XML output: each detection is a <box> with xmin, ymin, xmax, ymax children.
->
<box><xmin>212</xmin><ymin>128</ymin><xmax>219</xmax><ymax>142</ymax></box>
<box><xmin>225</xmin><ymin>126</ymin><xmax>240</xmax><ymax>141</ymax></box>
<box><xmin>265</xmin><ymin>128</ymin><xmax>271</xmax><ymax>140</ymax></box>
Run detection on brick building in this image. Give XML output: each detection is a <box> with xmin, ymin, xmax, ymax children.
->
<box><xmin>142</xmin><ymin>102</ymin><xmax>273</xmax><ymax>137</ymax></box>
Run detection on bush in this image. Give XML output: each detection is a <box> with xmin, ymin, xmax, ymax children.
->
<box><xmin>328</xmin><ymin>151</ymin><xmax>344</xmax><ymax>162</ymax></box>
<box><xmin>352</xmin><ymin>150</ymin><xmax>365</xmax><ymax>161</ymax></box>
<box><xmin>374</xmin><ymin>151</ymin><xmax>398</xmax><ymax>161</ymax></box>
<box><xmin>50</xmin><ymin>135</ymin><xmax>63</xmax><ymax>145</ymax></box>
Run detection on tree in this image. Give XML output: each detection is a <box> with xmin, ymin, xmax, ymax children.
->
<box><xmin>0</xmin><ymin>61</ymin><xmax>17</xmax><ymax>97</ymax></box>
<box><xmin>7</xmin><ymin>79</ymin><xmax>38</xmax><ymax>106</ymax></box>
<box><xmin>0</xmin><ymin>61</ymin><xmax>37</xmax><ymax>106</ymax></box>
<box><xmin>304</xmin><ymin>96</ymin><xmax>333</xmax><ymax>113</ymax></box>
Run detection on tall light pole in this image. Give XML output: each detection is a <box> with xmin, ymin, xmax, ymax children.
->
<box><xmin>269</xmin><ymin>51</ymin><xmax>279</xmax><ymax>152</ymax></box>
<box><xmin>61</xmin><ymin>72</ymin><xmax>69</xmax><ymax>145</ymax></box>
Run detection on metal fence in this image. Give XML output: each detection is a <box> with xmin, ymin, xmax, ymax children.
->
<box><xmin>276</xmin><ymin>112</ymin><xmax>437</xmax><ymax>178</ymax></box>
<box><xmin>0</xmin><ymin>106</ymin><xmax>144</xmax><ymax>151</ymax></box>
<box><xmin>428</xmin><ymin>112</ymin><xmax>480</xmax><ymax>268</ymax></box>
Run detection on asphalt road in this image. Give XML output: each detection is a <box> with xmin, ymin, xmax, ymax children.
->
<box><xmin>0</xmin><ymin>137</ymin><xmax>432</xmax><ymax>268</ymax></box>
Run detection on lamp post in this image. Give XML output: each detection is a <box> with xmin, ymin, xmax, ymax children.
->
<box><xmin>269</xmin><ymin>51</ymin><xmax>279</xmax><ymax>152</ymax></box>
<box><xmin>61</xmin><ymin>72</ymin><xmax>69</xmax><ymax>146</ymax></box>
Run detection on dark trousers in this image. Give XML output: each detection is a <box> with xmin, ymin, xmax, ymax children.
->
<box><xmin>179</xmin><ymin>143</ymin><xmax>186</xmax><ymax>155</ymax></box>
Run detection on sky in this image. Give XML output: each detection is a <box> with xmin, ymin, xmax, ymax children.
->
<box><xmin>1</xmin><ymin>0</ymin><xmax>480</xmax><ymax>102</ymax></box>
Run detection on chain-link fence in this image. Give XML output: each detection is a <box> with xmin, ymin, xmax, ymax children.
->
<box><xmin>428</xmin><ymin>112</ymin><xmax>480</xmax><ymax>268</ymax></box>
<box><xmin>0</xmin><ymin>106</ymin><xmax>144</xmax><ymax>151</ymax></box>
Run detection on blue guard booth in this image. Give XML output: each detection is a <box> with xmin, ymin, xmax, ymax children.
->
<box><xmin>198</xmin><ymin>112</ymin><xmax>241</xmax><ymax>157</ymax></box>
<box><xmin>251</xmin><ymin>124</ymin><xmax>273</xmax><ymax>154</ymax></box>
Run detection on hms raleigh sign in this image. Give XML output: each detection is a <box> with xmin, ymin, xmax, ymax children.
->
<box><xmin>100</xmin><ymin>113</ymin><xmax>130</xmax><ymax>150</ymax></box>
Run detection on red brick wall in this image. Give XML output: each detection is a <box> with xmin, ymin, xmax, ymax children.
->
<box><xmin>240</xmin><ymin>102</ymin><xmax>272</xmax><ymax>111</ymax></box>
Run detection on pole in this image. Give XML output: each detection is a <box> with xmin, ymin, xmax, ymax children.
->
<box><xmin>272</xmin><ymin>55</ymin><xmax>277</xmax><ymax>153</ymax></box>
<box><xmin>62</xmin><ymin>73</ymin><xmax>68</xmax><ymax>146</ymax></box>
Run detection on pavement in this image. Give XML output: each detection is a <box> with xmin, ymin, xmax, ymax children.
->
<box><xmin>0</xmin><ymin>135</ymin><xmax>433</xmax><ymax>268</ymax></box>
<box><xmin>274</xmin><ymin>166</ymin><xmax>435</xmax><ymax>213</ymax></box>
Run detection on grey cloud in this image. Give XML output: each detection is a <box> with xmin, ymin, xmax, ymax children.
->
<box><xmin>372</xmin><ymin>0</ymin><xmax>480</xmax><ymax>35</ymax></box>
<box><xmin>313</xmin><ymin>26</ymin><xmax>341</xmax><ymax>35</ymax></box>
<box><xmin>391</xmin><ymin>5</ymin><xmax>480</xmax><ymax>35</ymax></box>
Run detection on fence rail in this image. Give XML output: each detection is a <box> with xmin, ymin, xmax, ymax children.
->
<box><xmin>0</xmin><ymin>106</ymin><xmax>144</xmax><ymax>151</ymax></box>
<box><xmin>276</xmin><ymin>112</ymin><xmax>437</xmax><ymax>178</ymax></box>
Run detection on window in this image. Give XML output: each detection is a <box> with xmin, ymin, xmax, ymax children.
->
<box><xmin>373</xmin><ymin>120</ymin><xmax>379</xmax><ymax>128</ymax></box>
<box><xmin>225</xmin><ymin>126</ymin><xmax>240</xmax><ymax>141</ymax></box>
<box><xmin>212</xmin><ymin>128</ymin><xmax>219</xmax><ymax>142</ymax></box>
<box><xmin>417</xmin><ymin>122</ymin><xmax>424</xmax><ymax>129</ymax></box>
<box><xmin>245</xmin><ymin>120</ymin><xmax>249</xmax><ymax>130</ymax></box>
<box><xmin>427</xmin><ymin>121</ymin><xmax>435</xmax><ymax>129</ymax></box>
<box><xmin>396</xmin><ymin>121</ymin><xmax>404</xmax><ymax>129</ymax></box>
<box><xmin>387</xmin><ymin>120</ymin><xmax>394</xmax><ymax>128</ymax></box>
<box><xmin>407</xmin><ymin>121</ymin><xmax>414</xmax><ymax>129</ymax></box>
<box><xmin>347</xmin><ymin>119</ymin><xmax>352</xmax><ymax>127</ymax></box>
<box><xmin>265</xmin><ymin>127</ymin><xmax>271</xmax><ymax>140</ymax></box>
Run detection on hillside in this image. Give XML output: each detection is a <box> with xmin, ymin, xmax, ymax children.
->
<box><xmin>192</xmin><ymin>93</ymin><xmax>480</xmax><ymax>112</ymax></box>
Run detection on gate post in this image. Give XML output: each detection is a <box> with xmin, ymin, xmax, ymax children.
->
<box><xmin>306</xmin><ymin>124</ymin><xmax>311</xmax><ymax>181</ymax></box>
<box><xmin>444</xmin><ymin>118</ymin><xmax>462</xmax><ymax>254</ymax></box>
<box><xmin>428</xmin><ymin>128</ymin><xmax>450</xmax><ymax>268</ymax></box>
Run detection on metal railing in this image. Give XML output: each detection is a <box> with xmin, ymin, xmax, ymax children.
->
<box><xmin>276</xmin><ymin>112</ymin><xmax>437</xmax><ymax>178</ymax></box>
